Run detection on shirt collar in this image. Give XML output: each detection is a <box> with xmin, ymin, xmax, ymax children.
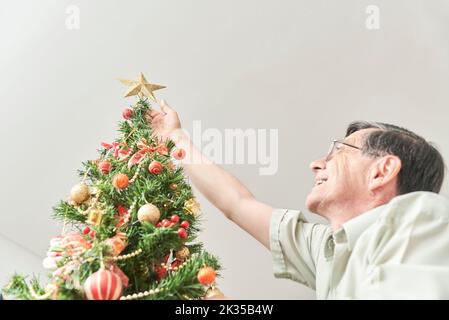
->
<box><xmin>340</xmin><ymin>204</ymin><xmax>386</xmax><ymax>251</ymax></box>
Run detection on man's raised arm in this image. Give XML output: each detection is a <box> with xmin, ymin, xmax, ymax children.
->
<box><xmin>147</xmin><ymin>100</ymin><xmax>273</xmax><ymax>249</ymax></box>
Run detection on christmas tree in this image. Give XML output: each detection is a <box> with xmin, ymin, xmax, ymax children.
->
<box><xmin>2</xmin><ymin>73</ymin><xmax>223</xmax><ymax>300</ymax></box>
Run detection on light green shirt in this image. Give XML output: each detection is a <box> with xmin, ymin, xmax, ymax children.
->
<box><xmin>270</xmin><ymin>191</ymin><xmax>449</xmax><ymax>299</ymax></box>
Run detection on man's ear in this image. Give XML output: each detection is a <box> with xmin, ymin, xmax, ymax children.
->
<box><xmin>368</xmin><ymin>155</ymin><xmax>402</xmax><ymax>192</ymax></box>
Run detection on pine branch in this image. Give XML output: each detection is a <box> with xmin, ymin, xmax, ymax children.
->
<box><xmin>2</xmin><ymin>274</ymin><xmax>46</xmax><ymax>300</ymax></box>
<box><xmin>52</xmin><ymin>200</ymin><xmax>86</xmax><ymax>224</ymax></box>
<box><xmin>145</xmin><ymin>252</ymin><xmax>221</xmax><ymax>300</ymax></box>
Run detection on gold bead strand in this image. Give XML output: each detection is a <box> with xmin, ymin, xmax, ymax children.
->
<box><xmin>120</xmin><ymin>287</ymin><xmax>165</xmax><ymax>300</ymax></box>
<box><xmin>129</xmin><ymin>158</ymin><xmax>146</xmax><ymax>184</ymax></box>
<box><xmin>123</xmin><ymin>200</ymin><xmax>137</xmax><ymax>226</ymax></box>
<box><xmin>114</xmin><ymin>200</ymin><xmax>137</xmax><ymax>232</ymax></box>
<box><xmin>167</xmin><ymin>258</ymin><xmax>190</xmax><ymax>272</ymax></box>
<box><xmin>111</xmin><ymin>248</ymin><xmax>143</xmax><ymax>262</ymax></box>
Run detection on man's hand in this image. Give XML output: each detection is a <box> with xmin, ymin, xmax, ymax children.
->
<box><xmin>146</xmin><ymin>99</ymin><xmax>181</xmax><ymax>142</ymax></box>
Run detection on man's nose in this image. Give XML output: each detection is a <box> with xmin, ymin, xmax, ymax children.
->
<box><xmin>309</xmin><ymin>157</ymin><xmax>326</xmax><ymax>173</ymax></box>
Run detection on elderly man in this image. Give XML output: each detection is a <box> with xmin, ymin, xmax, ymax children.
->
<box><xmin>147</xmin><ymin>100</ymin><xmax>448</xmax><ymax>299</ymax></box>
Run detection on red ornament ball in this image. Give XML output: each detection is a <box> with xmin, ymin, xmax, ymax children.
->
<box><xmin>197</xmin><ymin>266</ymin><xmax>216</xmax><ymax>285</ymax></box>
<box><xmin>98</xmin><ymin>161</ymin><xmax>111</xmax><ymax>174</ymax></box>
<box><xmin>82</xmin><ymin>226</ymin><xmax>90</xmax><ymax>235</ymax></box>
<box><xmin>148</xmin><ymin>161</ymin><xmax>163</xmax><ymax>174</ymax></box>
<box><xmin>161</xmin><ymin>218</ymin><xmax>171</xmax><ymax>228</ymax></box>
<box><xmin>180</xmin><ymin>220</ymin><xmax>190</xmax><ymax>229</ymax></box>
<box><xmin>84</xmin><ymin>269</ymin><xmax>123</xmax><ymax>300</ymax></box>
<box><xmin>113</xmin><ymin>174</ymin><xmax>129</xmax><ymax>190</ymax></box>
<box><xmin>173</xmin><ymin>148</ymin><xmax>186</xmax><ymax>160</ymax></box>
<box><xmin>122</xmin><ymin>107</ymin><xmax>133</xmax><ymax>120</ymax></box>
<box><xmin>178</xmin><ymin>227</ymin><xmax>188</xmax><ymax>239</ymax></box>
<box><xmin>170</xmin><ymin>214</ymin><xmax>180</xmax><ymax>224</ymax></box>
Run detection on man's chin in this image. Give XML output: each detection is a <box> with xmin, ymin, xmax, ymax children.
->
<box><xmin>305</xmin><ymin>193</ymin><xmax>320</xmax><ymax>214</ymax></box>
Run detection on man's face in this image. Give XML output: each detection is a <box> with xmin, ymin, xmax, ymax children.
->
<box><xmin>305</xmin><ymin>129</ymin><xmax>379</xmax><ymax>217</ymax></box>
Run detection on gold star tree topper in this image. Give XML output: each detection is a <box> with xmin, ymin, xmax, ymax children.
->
<box><xmin>119</xmin><ymin>73</ymin><xmax>165</xmax><ymax>101</ymax></box>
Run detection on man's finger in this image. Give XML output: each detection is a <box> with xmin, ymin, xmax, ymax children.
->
<box><xmin>145</xmin><ymin>110</ymin><xmax>161</xmax><ymax>123</ymax></box>
<box><xmin>150</xmin><ymin>113</ymin><xmax>164</xmax><ymax>123</ymax></box>
<box><xmin>149</xmin><ymin>109</ymin><xmax>161</xmax><ymax>118</ymax></box>
<box><xmin>160</xmin><ymin>99</ymin><xmax>174</xmax><ymax>114</ymax></box>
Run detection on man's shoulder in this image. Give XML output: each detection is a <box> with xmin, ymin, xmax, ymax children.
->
<box><xmin>379</xmin><ymin>191</ymin><xmax>449</xmax><ymax>223</ymax></box>
<box><xmin>360</xmin><ymin>191</ymin><xmax>449</xmax><ymax>267</ymax></box>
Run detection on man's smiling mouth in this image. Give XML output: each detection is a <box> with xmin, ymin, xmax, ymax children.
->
<box><xmin>315</xmin><ymin>177</ymin><xmax>328</xmax><ymax>186</ymax></box>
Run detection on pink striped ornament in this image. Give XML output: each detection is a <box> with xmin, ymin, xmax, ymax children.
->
<box><xmin>84</xmin><ymin>269</ymin><xmax>123</xmax><ymax>300</ymax></box>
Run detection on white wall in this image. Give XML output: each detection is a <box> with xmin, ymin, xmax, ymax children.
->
<box><xmin>0</xmin><ymin>234</ymin><xmax>44</xmax><ymax>289</ymax></box>
<box><xmin>1</xmin><ymin>0</ymin><xmax>448</xmax><ymax>299</ymax></box>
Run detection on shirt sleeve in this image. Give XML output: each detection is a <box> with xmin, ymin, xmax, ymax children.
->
<box><xmin>269</xmin><ymin>208</ymin><xmax>331</xmax><ymax>289</ymax></box>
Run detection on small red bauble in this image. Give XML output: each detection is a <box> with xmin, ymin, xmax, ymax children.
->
<box><xmin>89</xmin><ymin>230</ymin><xmax>96</xmax><ymax>238</ymax></box>
<box><xmin>170</xmin><ymin>214</ymin><xmax>180</xmax><ymax>224</ymax></box>
<box><xmin>98</xmin><ymin>161</ymin><xmax>111</xmax><ymax>174</ymax></box>
<box><xmin>156</xmin><ymin>222</ymin><xmax>162</xmax><ymax>228</ymax></box>
<box><xmin>82</xmin><ymin>226</ymin><xmax>90</xmax><ymax>235</ymax></box>
<box><xmin>178</xmin><ymin>227</ymin><xmax>187</xmax><ymax>239</ymax></box>
<box><xmin>84</xmin><ymin>269</ymin><xmax>123</xmax><ymax>300</ymax></box>
<box><xmin>148</xmin><ymin>161</ymin><xmax>163</xmax><ymax>174</ymax></box>
<box><xmin>197</xmin><ymin>266</ymin><xmax>216</xmax><ymax>285</ymax></box>
<box><xmin>173</xmin><ymin>148</ymin><xmax>186</xmax><ymax>160</ymax></box>
<box><xmin>122</xmin><ymin>107</ymin><xmax>133</xmax><ymax>120</ymax></box>
<box><xmin>161</xmin><ymin>219</ymin><xmax>170</xmax><ymax>228</ymax></box>
<box><xmin>113</xmin><ymin>174</ymin><xmax>129</xmax><ymax>190</ymax></box>
<box><xmin>180</xmin><ymin>220</ymin><xmax>190</xmax><ymax>229</ymax></box>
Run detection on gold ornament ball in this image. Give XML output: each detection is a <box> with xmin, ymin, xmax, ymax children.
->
<box><xmin>169</xmin><ymin>183</ymin><xmax>178</xmax><ymax>191</ymax></box>
<box><xmin>69</xmin><ymin>183</ymin><xmax>90</xmax><ymax>204</ymax></box>
<box><xmin>137</xmin><ymin>203</ymin><xmax>161</xmax><ymax>225</ymax></box>
<box><xmin>205</xmin><ymin>287</ymin><xmax>224</xmax><ymax>299</ymax></box>
<box><xmin>175</xmin><ymin>247</ymin><xmax>190</xmax><ymax>261</ymax></box>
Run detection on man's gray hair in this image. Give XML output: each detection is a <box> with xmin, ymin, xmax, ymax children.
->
<box><xmin>346</xmin><ymin>121</ymin><xmax>445</xmax><ymax>194</ymax></box>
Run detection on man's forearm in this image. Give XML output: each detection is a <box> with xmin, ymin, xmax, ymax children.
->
<box><xmin>169</xmin><ymin>130</ymin><xmax>254</xmax><ymax>220</ymax></box>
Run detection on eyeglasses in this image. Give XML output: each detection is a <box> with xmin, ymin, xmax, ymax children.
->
<box><xmin>326</xmin><ymin>139</ymin><xmax>362</xmax><ymax>161</ymax></box>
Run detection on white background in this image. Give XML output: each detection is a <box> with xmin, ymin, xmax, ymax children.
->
<box><xmin>1</xmin><ymin>0</ymin><xmax>448</xmax><ymax>299</ymax></box>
